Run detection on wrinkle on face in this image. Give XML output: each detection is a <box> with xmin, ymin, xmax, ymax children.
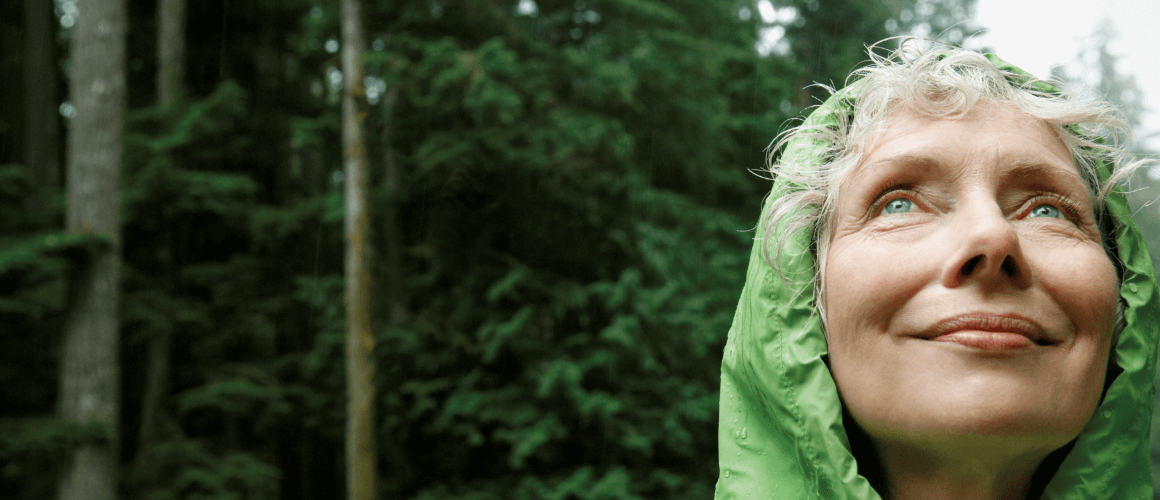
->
<box><xmin>821</xmin><ymin>102</ymin><xmax>1119</xmax><ymax>492</ymax></box>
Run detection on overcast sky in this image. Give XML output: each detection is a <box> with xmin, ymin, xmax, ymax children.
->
<box><xmin>968</xmin><ymin>0</ymin><xmax>1160</xmax><ymax>151</ymax></box>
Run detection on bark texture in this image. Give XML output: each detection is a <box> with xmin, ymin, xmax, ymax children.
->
<box><xmin>341</xmin><ymin>0</ymin><xmax>376</xmax><ymax>498</ymax></box>
<box><xmin>58</xmin><ymin>0</ymin><xmax>126</xmax><ymax>499</ymax></box>
<box><xmin>24</xmin><ymin>0</ymin><xmax>61</xmax><ymax>188</ymax></box>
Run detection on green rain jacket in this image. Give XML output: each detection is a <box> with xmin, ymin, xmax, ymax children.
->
<box><xmin>715</xmin><ymin>56</ymin><xmax>1160</xmax><ymax>499</ymax></box>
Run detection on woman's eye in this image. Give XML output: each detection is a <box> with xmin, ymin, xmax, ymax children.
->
<box><xmin>882</xmin><ymin>198</ymin><xmax>914</xmax><ymax>215</ymax></box>
<box><xmin>1030</xmin><ymin>204</ymin><xmax>1063</xmax><ymax>219</ymax></box>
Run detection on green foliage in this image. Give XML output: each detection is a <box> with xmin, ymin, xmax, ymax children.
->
<box><xmin>0</xmin><ymin>165</ymin><xmax>70</xmax><ymax>426</ymax></box>
<box><xmin>1</xmin><ymin>0</ymin><xmax>944</xmax><ymax>498</ymax></box>
<box><xmin>0</xmin><ymin>418</ymin><xmax>112</xmax><ymax>499</ymax></box>
<box><xmin>365</xmin><ymin>2</ymin><xmax>795</xmax><ymax>497</ymax></box>
<box><xmin>0</xmin><ymin>232</ymin><xmax>109</xmax><ymax>276</ymax></box>
<box><xmin>126</xmin><ymin>440</ymin><xmax>280</xmax><ymax>500</ymax></box>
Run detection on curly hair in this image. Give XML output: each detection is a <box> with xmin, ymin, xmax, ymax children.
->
<box><xmin>762</xmin><ymin>39</ymin><xmax>1146</xmax><ymax>296</ymax></box>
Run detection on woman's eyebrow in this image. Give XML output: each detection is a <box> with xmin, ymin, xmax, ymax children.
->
<box><xmin>1001</xmin><ymin>160</ymin><xmax>1089</xmax><ymax>194</ymax></box>
<box><xmin>866</xmin><ymin>154</ymin><xmax>943</xmax><ymax>172</ymax></box>
<box><xmin>857</xmin><ymin>154</ymin><xmax>946</xmax><ymax>186</ymax></box>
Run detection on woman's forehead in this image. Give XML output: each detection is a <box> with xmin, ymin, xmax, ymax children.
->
<box><xmin>850</xmin><ymin>103</ymin><xmax>1080</xmax><ymax>185</ymax></box>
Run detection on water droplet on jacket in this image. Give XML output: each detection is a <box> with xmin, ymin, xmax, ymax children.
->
<box><xmin>724</xmin><ymin>470</ymin><xmax>730</xmax><ymax>478</ymax></box>
<box><xmin>1129</xmin><ymin>282</ymin><xmax>1139</xmax><ymax>292</ymax></box>
<box><xmin>1104</xmin><ymin>410</ymin><xmax>1113</xmax><ymax>419</ymax></box>
<box><xmin>740</xmin><ymin>427</ymin><xmax>747</xmax><ymax>439</ymax></box>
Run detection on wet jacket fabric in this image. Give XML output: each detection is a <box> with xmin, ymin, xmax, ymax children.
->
<box><xmin>715</xmin><ymin>56</ymin><xmax>1160</xmax><ymax>499</ymax></box>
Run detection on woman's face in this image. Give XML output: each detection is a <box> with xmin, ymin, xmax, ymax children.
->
<box><xmin>824</xmin><ymin>103</ymin><xmax>1119</xmax><ymax>458</ymax></box>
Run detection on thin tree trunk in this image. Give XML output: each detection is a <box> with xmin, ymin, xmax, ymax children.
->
<box><xmin>137</xmin><ymin>326</ymin><xmax>170</xmax><ymax>448</ymax></box>
<box><xmin>58</xmin><ymin>0</ymin><xmax>126</xmax><ymax>498</ymax></box>
<box><xmin>25</xmin><ymin>0</ymin><xmax>61</xmax><ymax>189</ymax></box>
<box><xmin>255</xmin><ymin>26</ymin><xmax>292</xmax><ymax>202</ymax></box>
<box><xmin>156</xmin><ymin>0</ymin><xmax>186</xmax><ymax>107</ymax></box>
<box><xmin>137</xmin><ymin>0</ymin><xmax>185</xmax><ymax>455</ymax></box>
<box><xmin>341</xmin><ymin>0</ymin><xmax>376</xmax><ymax>498</ymax></box>
<box><xmin>381</xmin><ymin>86</ymin><xmax>407</xmax><ymax>326</ymax></box>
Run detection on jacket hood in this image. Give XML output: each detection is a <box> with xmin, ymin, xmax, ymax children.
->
<box><xmin>715</xmin><ymin>55</ymin><xmax>1160</xmax><ymax>499</ymax></box>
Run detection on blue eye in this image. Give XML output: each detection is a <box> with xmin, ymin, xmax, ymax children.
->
<box><xmin>1030</xmin><ymin>204</ymin><xmax>1063</xmax><ymax>219</ymax></box>
<box><xmin>883</xmin><ymin>198</ymin><xmax>914</xmax><ymax>214</ymax></box>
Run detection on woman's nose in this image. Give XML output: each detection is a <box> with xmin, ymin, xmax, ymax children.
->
<box><xmin>940</xmin><ymin>200</ymin><xmax>1032</xmax><ymax>290</ymax></box>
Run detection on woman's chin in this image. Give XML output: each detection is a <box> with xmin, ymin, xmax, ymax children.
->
<box><xmin>851</xmin><ymin>378</ymin><xmax>1097</xmax><ymax>453</ymax></box>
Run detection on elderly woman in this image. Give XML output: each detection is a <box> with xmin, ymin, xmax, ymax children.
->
<box><xmin>717</xmin><ymin>42</ymin><xmax>1160</xmax><ymax>499</ymax></box>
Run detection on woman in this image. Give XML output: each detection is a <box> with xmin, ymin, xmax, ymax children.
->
<box><xmin>717</xmin><ymin>41</ymin><xmax>1160</xmax><ymax>499</ymax></box>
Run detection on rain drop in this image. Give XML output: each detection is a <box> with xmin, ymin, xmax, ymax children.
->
<box><xmin>740</xmin><ymin>427</ymin><xmax>747</xmax><ymax>439</ymax></box>
<box><xmin>59</xmin><ymin>101</ymin><xmax>76</xmax><ymax>119</ymax></box>
<box><xmin>1104</xmin><ymin>410</ymin><xmax>1113</xmax><ymax>419</ymax></box>
<box><xmin>724</xmin><ymin>470</ymin><xmax>731</xmax><ymax>478</ymax></box>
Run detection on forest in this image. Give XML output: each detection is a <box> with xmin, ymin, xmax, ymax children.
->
<box><xmin>2</xmin><ymin>0</ymin><xmax>1158</xmax><ymax>499</ymax></box>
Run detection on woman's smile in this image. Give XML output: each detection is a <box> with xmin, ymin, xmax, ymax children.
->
<box><xmin>916</xmin><ymin>312</ymin><xmax>1055</xmax><ymax>351</ymax></box>
<box><xmin>932</xmin><ymin>331</ymin><xmax>1035</xmax><ymax>351</ymax></box>
<box><xmin>719</xmin><ymin>43</ymin><xmax>1158</xmax><ymax>500</ymax></box>
<box><xmin>823</xmin><ymin>102</ymin><xmax>1119</xmax><ymax>455</ymax></box>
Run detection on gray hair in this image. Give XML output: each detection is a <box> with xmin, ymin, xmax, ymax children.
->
<box><xmin>762</xmin><ymin>39</ymin><xmax>1146</xmax><ymax>299</ymax></box>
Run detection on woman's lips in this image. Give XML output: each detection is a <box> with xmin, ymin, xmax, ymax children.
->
<box><xmin>923</xmin><ymin>312</ymin><xmax>1053</xmax><ymax>350</ymax></box>
<box><xmin>933</xmin><ymin>331</ymin><xmax>1035</xmax><ymax>350</ymax></box>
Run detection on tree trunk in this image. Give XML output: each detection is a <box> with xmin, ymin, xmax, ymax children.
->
<box><xmin>58</xmin><ymin>0</ymin><xmax>126</xmax><ymax>499</ymax></box>
<box><xmin>341</xmin><ymin>0</ymin><xmax>376</xmax><ymax>498</ymax></box>
<box><xmin>156</xmin><ymin>0</ymin><xmax>186</xmax><ymax>107</ymax></box>
<box><xmin>255</xmin><ymin>26</ymin><xmax>292</xmax><ymax>203</ymax></box>
<box><xmin>381</xmin><ymin>86</ymin><xmax>408</xmax><ymax>326</ymax></box>
<box><xmin>24</xmin><ymin>0</ymin><xmax>61</xmax><ymax>189</ymax></box>
<box><xmin>136</xmin><ymin>325</ymin><xmax>170</xmax><ymax>449</ymax></box>
<box><xmin>136</xmin><ymin>0</ymin><xmax>185</xmax><ymax>455</ymax></box>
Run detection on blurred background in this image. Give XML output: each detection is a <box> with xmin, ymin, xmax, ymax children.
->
<box><xmin>1</xmin><ymin>0</ymin><xmax>1158</xmax><ymax>498</ymax></box>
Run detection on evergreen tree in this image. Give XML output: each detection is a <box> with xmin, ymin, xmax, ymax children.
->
<box><xmin>0</xmin><ymin>1</ymin><xmax>962</xmax><ymax>498</ymax></box>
